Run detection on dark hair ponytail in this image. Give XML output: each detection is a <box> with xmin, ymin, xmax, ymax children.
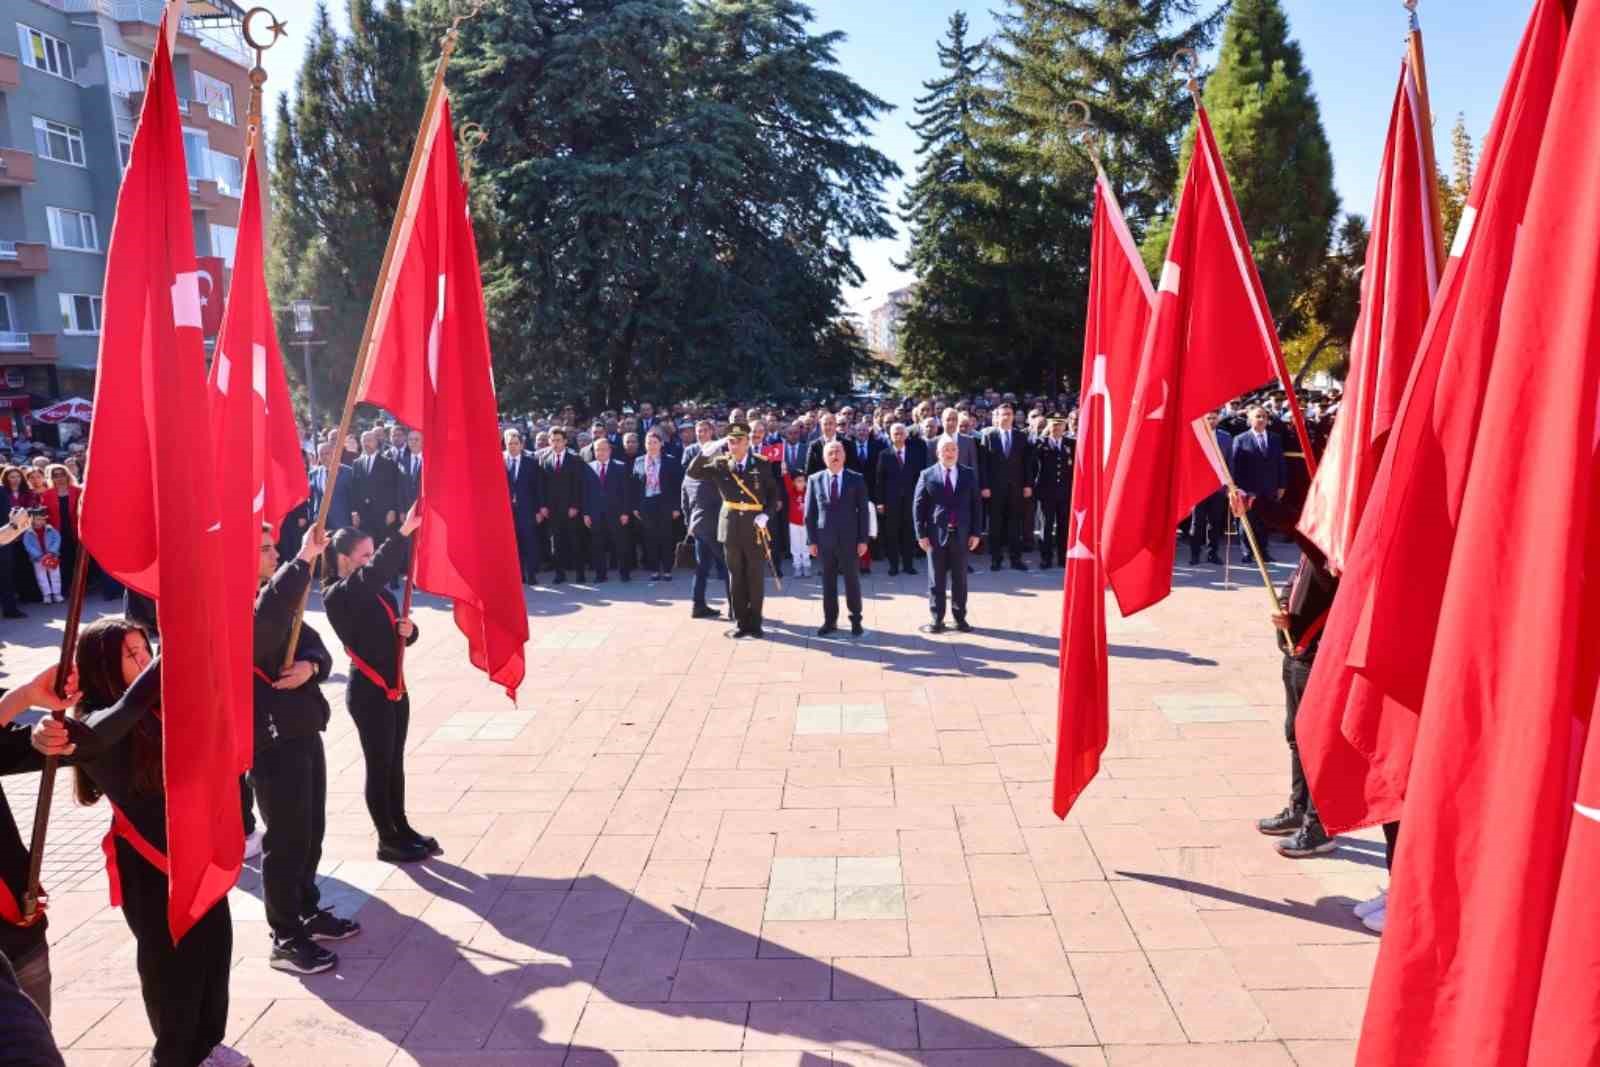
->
<box><xmin>323</xmin><ymin>527</ymin><xmax>373</xmax><ymax>590</ymax></box>
<box><xmin>72</xmin><ymin>617</ymin><xmax>157</xmax><ymax>806</ymax></box>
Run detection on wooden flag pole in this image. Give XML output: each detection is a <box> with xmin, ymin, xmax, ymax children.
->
<box><xmin>1195</xmin><ymin>422</ymin><xmax>1280</xmax><ymax>615</ymax></box>
<box><xmin>19</xmin><ymin>555</ymin><xmax>91</xmax><ymax>922</ymax></box>
<box><xmin>1404</xmin><ymin>0</ymin><xmax>1448</xmax><ymax>268</ymax></box>
<box><xmin>280</xmin><ymin>7</ymin><xmax>476</xmax><ymax>671</ymax></box>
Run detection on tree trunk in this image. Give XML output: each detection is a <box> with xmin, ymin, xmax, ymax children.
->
<box><xmin>1293</xmin><ymin>331</ymin><xmax>1338</xmax><ymax>390</ymax></box>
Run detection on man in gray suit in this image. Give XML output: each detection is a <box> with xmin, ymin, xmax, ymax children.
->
<box><xmin>805</xmin><ymin>440</ymin><xmax>872</xmax><ymax>638</ymax></box>
<box><xmin>681</xmin><ymin>419</ymin><xmax>728</xmax><ymax>619</ymax></box>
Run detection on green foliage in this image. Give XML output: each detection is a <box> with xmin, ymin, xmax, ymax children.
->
<box><xmin>1283</xmin><ymin>213</ymin><xmax>1367</xmax><ymax>384</ymax></box>
<box><xmin>268</xmin><ymin>0</ymin><xmax>426</xmax><ymax>428</ymax></box>
<box><xmin>1438</xmin><ymin>112</ymin><xmax>1474</xmax><ymax>251</ymax></box>
<box><xmin>897</xmin><ymin>0</ymin><xmax>1225</xmax><ymax>394</ymax></box>
<box><xmin>404</xmin><ymin>0</ymin><xmax>898</xmax><ymax>409</ymax></box>
<box><xmin>1142</xmin><ymin>0</ymin><xmax>1339</xmax><ymax>339</ymax></box>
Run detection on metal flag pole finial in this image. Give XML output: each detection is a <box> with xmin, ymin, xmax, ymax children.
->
<box><xmin>1063</xmin><ymin>99</ymin><xmax>1105</xmax><ymax>174</ymax></box>
<box><xmin>458</xmin><ymin>120</ymin><xmax>488</xmax><ymax>181</ymax></box>
<box><xmin>1172</xmin><ymin>47</ymin><xmax>1201</xmax><ymax>101</ymax></box>
<box><xmin>240</xmin><ymin>7</ymin><xmax>287</xmax><ymax>144</ymax></box>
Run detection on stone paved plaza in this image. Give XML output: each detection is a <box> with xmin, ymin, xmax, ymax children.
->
<box><xmin>0</xmin><ymin>556</ymin><xmax>1382</xmax><ymax>1066</ymax></box>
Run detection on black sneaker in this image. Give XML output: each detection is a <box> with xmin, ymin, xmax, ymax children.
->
<box><xmin>270</xmin><ymin>935</ymin><xmax>337</xmax><ymax>975</ymax></box>
<box><xmin>1256</xmin><ymin>807</ymin><xmax>1302</xmax><ymax>836</ymax></box>
<box><xmin>1277</xmin><ymin>822</ymin><xmax>1337</xmax><ymax>858</ymax></box>
<box><xmin>302</xmin><ymin>909</ymin><xmax>362</xmax><ymax>943</ymax></box>
<box><xmin>850</xmin><ymin>621</ymin><xmax>864</xmax><ymax>637</ymax></box>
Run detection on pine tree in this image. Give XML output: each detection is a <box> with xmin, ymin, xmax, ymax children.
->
<box><xmin>1438</xmin><ymin>112</ymin><xmax>1474</xmax><ymax>250</ymax></box>
<box><xmin>1143</xmin><ymin>0</ymin><xmax>1339</xmax><ymax>337</ymax></box>
<box><xmin>268</xmin><ymin>0</ymin><xmax>426</xmax><ymax>423</ymax></box>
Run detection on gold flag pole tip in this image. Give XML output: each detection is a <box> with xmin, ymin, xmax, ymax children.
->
<box><xmin>1172</xmin><ymin>48</ymin><xmax>1200</xmax><ymax>97</ymax></box>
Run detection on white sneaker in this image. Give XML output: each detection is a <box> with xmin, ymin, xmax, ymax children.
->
<box><xmin>243</xmin><ymin>828</ymin><xmax>265</xmax><ymax>860</ymax></box>
<box><xmin>1361</xmin><ymin>903</ymin><xmax>1386</xmax><ymax>933</ymax></box>
<box><xmin>1353</xmin><ymin>888</ymin><xmax>1387</xmax><ymax>919</ymax></box>
<box><xmin>203</xmin><ymin>1044</ymin><xmax>251</xmax><ymax>1067</ymax></box>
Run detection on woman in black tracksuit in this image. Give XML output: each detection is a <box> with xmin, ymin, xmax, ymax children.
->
<box><xmin>321</xmin><ymin>513</ymin><xmax>439</xmax><ymax>864</ymax></box>
<box><xmin>252</xmin><ymin>525</ymin><xmax>360</xmax><ymax>975</ymax></box>
<box><xmin>67</xmin><ymin>620</ymin><xmax>240</xmax><ymax>1067</ymax></box>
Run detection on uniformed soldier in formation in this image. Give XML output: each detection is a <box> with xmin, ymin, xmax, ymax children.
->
<box><xmin>683</xmin><ymin>422</ymin><xmax>784</xmax><ymax>639</ymax></box>
<box><xmin>1033</xmin><ymin>413</ymin><xmax>1074</xmax><ymax>569</ymax></box>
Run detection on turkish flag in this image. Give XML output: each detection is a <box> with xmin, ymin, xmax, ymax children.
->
<box><xmin>1297</xmin><ymin>39</ymin><xmax>1441</xmax><ymax>572</ymax></box>
<box><xmin>356</xmin><ymin>93</ymin><xmax>528</xmax><ymax>699</ymax></box>
<box><xmin>1295</xmin><ymin>0</ymin><xmax>1574</xmax><ymax>836</ymax></box>
<box><xmin>77</xmin><ymin>20</ymin><xmax>244</xmax><ymax>942</ymax></box>
<box><xmin>196</xmin><ymin>257</ymin><xmax>226</xmax><ymax>338</ymax></box>
<box><xmin>206</xmin><ymin>138</ymin><xmax>310</xmax><ymax>771</ymax></box>
<box><xmin>1355</xmin><ymin>4</ymin><xmax>1598</xmax><ymax>1061</ymax></box>
<box><xmin>1053</xmin><ymin>174</ymin><xmax>1152</xmax><ymax>818</ymax></box>
<box><xmin>1101</xmin><ymin>107</ymin><xmax>1299</xmax><ymax>615</ymax></box>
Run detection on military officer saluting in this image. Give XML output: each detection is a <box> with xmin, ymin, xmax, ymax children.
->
<box><xmin>1033</xmin><ymin>413</ymin><xmax>1075</xmax><ymax>569</ymax></box>
<box><xmin>684</xmin><ymin>422</ymin><xmax>784</xmax><ymax>639</ymax></box>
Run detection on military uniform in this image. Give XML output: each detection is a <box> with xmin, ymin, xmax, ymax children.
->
<box><xmin>1033</xmin><ymin>418</ymin><xmax>1074</xmax><ymax>568</ymax></box>
<box><xmin>684</xmin><ymin>425</ymin><xmax>784</xmax><ymax>638</ymax></box>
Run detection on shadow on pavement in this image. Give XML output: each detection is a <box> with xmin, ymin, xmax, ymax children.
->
<box><xmin>1117</xmin><ymin>868</ymin><xmax>1378</xmax><ymax>938</ymax></box>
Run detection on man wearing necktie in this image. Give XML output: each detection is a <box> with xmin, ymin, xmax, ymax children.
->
<box><xmin>913</xmin><ymin>436</ymin><xmax>982</xmax><ymax>633</ymax></box>
<box><xmin>538</xmin><ymin>427</ymin><xmax>588</xmax><ymax>582</ymax></box>
<box><xmin>582</xmin><ymin>437</ymin><xmax>632</xmax><ymax>582</ymax></box>
<box><xmin>980</xmin><ymin>402</ymin><xmax>1036</xmax><ymax>571</ymax></box>
<box><xmin>805</xmin><ymin>440</ymin><xmax>871</xmax><ymax>637</ymax></box>
<box><xmin>684</xmin><ymin>422</ymin><xmax>784</xmax><ymax>639</ymax></box>
<box><xmin>504</xmin><ymin>428</ymin><xmax>542</xmax><ymax>584</ymax></box>
<box><xmin>350</xmin><ymin>429</ymin><xmax>401</xmax><ymax>539</ymax></box>
<box><xmin>873</xmin><ymin>422</ymin><xmax>921</xmax><ymax>576</ymax></box>
<box><xmin>1229</xmin><ymin>405</ymin><xmax>1288</xmax><ymax>565</ymax></box>
<box><xmin>1032</xmin><ymin>414</ymin><xmax>1074</xmax><ymax>568</ymax></box>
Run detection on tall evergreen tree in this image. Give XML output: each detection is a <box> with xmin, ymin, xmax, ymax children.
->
<box><xmin>1143</xmin><ymin>0</ymin><xmax>1339</xmax><ymax>338</ymax></box>
<box><xmin>268</xmin><ymin>0</ymin><xmax>426</xmax><ymax>424</ymax></box>
<box><xmin>410</xmin><ymin>0</ymin><xmax>897</xmax><ymax>407</ymax></box>
<box><xmin>1438</xmin><ymin>112</ymin><xmax>1474</xmax><ymax>250</ymax></box>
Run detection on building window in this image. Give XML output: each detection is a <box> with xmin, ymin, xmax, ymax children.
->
<box><xmin>0</xmin><ymin>293</ymin><xmax>14</xmax><ymax>334</ymax></box>
<box><xmin>209</xmin><ymin>223</ymin><xmax>237</xmax><ymax>268</ymax></box>
<box><xmin>31</xmin><ymin>117</ymin><xmax>86</xmax><ymax>166</ymax></box>
<box><xmin>193</xmin><ymin>71</ymin><xmax>235</xmax><ymax>125</ymax></box>
<box><xmin>182</xmin><ymin>128</ymin><xmax>210</xmax><ymax>183</ymax></box>
<box><xmin>59</xmin><ymin>293</ymin><xmax>103</xmax><ymax>335</ymax></box>
<box><xmin>105</xmin><ymin>47</ymin><xmax>149</xmax><ymax>97</ymax></box>
<box><xmin>117</xmin><ymin>131</ymin><xmax>133</xmax><ymax>170</ymax></box>
<box><xmin>46</xmin><ymin>207</ymin><xmax>99</xmax><ymax>253</ymax></box>
<box><xmin>17</xmin><ymin>25</ymin><xmax>73</xmax><ymax>81</ymax></box>
<box><xmin>208</xmin><ymin>150</ymin><xmax>242</xmax><ymax>197</ymax></box>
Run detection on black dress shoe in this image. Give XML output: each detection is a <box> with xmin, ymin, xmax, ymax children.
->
<box><xmin>2</xmin><ymin>610</ymin><xmax>24</xmax><ymax>619</ymax></box>
<box><xmin>920</xmin><ymin>621</ymin><xmax>947</xmax><ymax>634</ymax></box>
<box><xmin>692</xmin><ymin>606</ymin><xmax>720</xmax><ymax>619</ymax></box>
<box><xmin>887</xmin><ymin>567</ymin><xmax>899</xmax><ymax>576</ymax></box>
<box><xmin>746</xmin><ymin>628</ymin><xmax>765</xmax><ymax>640</ymax></box>
<box><xmin>990</xmin><ymin>561</ymin><xmax>1003</xmax><ymax>572</ymax></box>
<box><xmin>1207</xmin><ymin>551</ymin><xmax>1223</xmax><ymax>565</ymax></box>
<box><xmin>724</xmin><ymin>627</ymin><xmax>748</xmax><ymax>640</ymax></box>
<box><xmin>552</xmin><ymin>573</ymin><xmax>567</xmax><ymax>584</ymax></box>
<box><xmin>1011</xmin><ymin>561</ymin><xmax>1028</xmax><ymax>572</ymax></box>
<box><xmin>850</xmin><ymin>621</ymin><xmax>864</xmax><ymax>637</ymax></box>
<box><xmin>377</xmin><ymin>839</ymin><xmax>430</xmax><ymax>864</ymax></box>
<box><xmin>817</xmin><ymin>623</ymin><xmax>838</xmax><ymax>637</ymax></box>
<box><xmin>1188</xmin><ymin>555</ymin><xmax>1201</xmax><ymax>566</ymax></box>
<box><xmin>904</xmin><ymin>566</ymin><xmax>917</xmax><ymax>576</ymax></box>
<box><xmin>954</xmin><ymin>618</ymin><xmax>974</xmax><ymax>633</ymax></box>
<box><xmin>402</xmin><ymin>829</ymin><xmax>442</xmax><ymax>856</ymax></box>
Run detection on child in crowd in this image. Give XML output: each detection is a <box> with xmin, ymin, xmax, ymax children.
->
<box><xmin>20</xmin><ymin>510</ymin><xmax>61</xmax><ymax>604</ymax></box>
<box><xmin>787</xmin><ymin>471</ymin><xmax>809</xmax><ymax>577</ymax></box>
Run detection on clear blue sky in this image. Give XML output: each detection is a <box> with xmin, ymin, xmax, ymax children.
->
<box><xmin>257</xmin><ymin>1</ymin><xmax>1530</xmax><ymax>317</ymax></box>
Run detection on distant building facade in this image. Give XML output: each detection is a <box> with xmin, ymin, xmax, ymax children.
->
<box><xmin>0</xmin><ymin>0</ymin><xmax>251</xmax><ymax>437</ymax></box>
<box><xmin>866</xmin><ymin>285</ymin><xmax>913</xmax><ymax>361</ymax></box>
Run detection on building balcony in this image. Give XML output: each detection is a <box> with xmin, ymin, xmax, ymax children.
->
<box><xmin>189</xmin><ymin>176</ymin><xmax>224</xmax><ymax>210</ymax></box>
<box><xmin>0</xmin><ymin>148</ymin><xmax>37</xmax><ymax>187</ymax></box>
<box><xmin>0</xmin><ymin>53</ymin><xmax>20</xmax><ymax>92</ymax></box>
<box><xmin>0</xmin><ymin>241</ymin><xmax>48</xmax><ymax>277</ymax></box>
<box><xmin>0</xmin><ymin>332</ymin><xmax>58</xmax><ymax>365</ymax></box>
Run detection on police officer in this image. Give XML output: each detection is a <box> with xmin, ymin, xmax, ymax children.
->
<box><xmin>684</xmin><ymin>422</ymin><xmax>783</xmax><ymax>639</ymax></box>
<box><xmin>1033</xmin><ymin>414</ymin><xmax>1074</xmax><ymax>569</ymax></box>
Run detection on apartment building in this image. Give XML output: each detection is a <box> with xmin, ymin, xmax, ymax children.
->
<box><xmin>866</xmin><ymin>285</ymin><xmax>914</xmax><ymax>362</ymax></box>
<box><xmin>0</xmin><ymin>0</ymin><xmax>250</xmax><ymax>437</ymax></box>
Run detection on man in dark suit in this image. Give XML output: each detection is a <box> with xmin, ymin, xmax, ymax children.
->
<box><xmin>1188</xmin><ymin>410</ymin><xmax>1234</xmax><ymax>565</ymax></box>
<box><xmin>308</xmin><ymin>442</ymin><xmax>355</xmax><ymax>533</ymax></box>
<box><xmin>805</xmin><ymin>412</ymin><xmax>849</xmax><ymax>477</ymax></box>
<box><xmin>503</xmin><ymin>429</ymin><xmax>542</xmax><ymax>584</ymax></box>
<box><xmin>631</xmin><ymin>429</ymin><xmax>683</xmax><ymax>581</ymax></box>
<box><xmin>349</xmin><ymin>429</ymin><xmax>401</xmax><ymax>537</ymax></box>
<box><xmin>394</xmin><ymin>429</ymin><xmax>423</xmax><ymax>520</ymax></box>
<box><xmin>914</xmin><ymin>435</ymin><xmax>983</xmax><ymax>633</ymax></box>
<box><xmin>1230</xmin><ymin>405</ymin><xmax>1287</xmax><ymax>564</ymax></box>
<box><xmin>681</xmin><ymin>420</ymin><xmax>727</xmax><ymax>618</ymax></box>
<box><xmin>1032</xmin><ymin>414</ymin><xmax>1074</xmax><ymax>568</ymax></box>
<box><xmin>980</xmin><ymin>402</ymin><xmax>1036</xmax><ymax>571</ymax></box>
<box><xmin>779</xmin><ymin>422</ymin><xmax>808</xmax><ymax>479</ymax></box>
<box><xmin>805</xmin><ymin>440</ymin><xmax>872</xmax><ymax>637</ymax></box>
<box><xmin>847</xmin><ymin>422</ymin><xmax>879</xmax><ymax>480</ymax></box>
<box><xmin>538</xmin><ymin>427</ymin><xmax>587</xmax><ymax>582</ymax></box>
<box><xmin>583</xmin><ymin>437</ymin><xmax>632</xmax><ymax>582</ymax></box>
<box><xmin>874</xmin><ymin>422</ymin><xmax>921</xmax><ymax>577</ymax></box>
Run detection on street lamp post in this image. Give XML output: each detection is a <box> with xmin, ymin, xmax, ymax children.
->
<box><xmin>288</xmin><ymin>299</ymin><xmax>329</xmax><ymax>446</ymax></box>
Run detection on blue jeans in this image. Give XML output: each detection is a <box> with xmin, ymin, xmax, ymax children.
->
<box><xmin>692</xmin><ymin>534</ymin><xmax>728</xmax><ymax>608</ymax></box>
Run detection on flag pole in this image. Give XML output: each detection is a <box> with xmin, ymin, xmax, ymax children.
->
<box><xmin>18</xmin><ymin>555</ymin><xmax>91</xmax><ymax>922</ymax></box>
<box><xmin>1195</xmin><ymin>422</ymin><xmax>1279</xmax><ymax>614</ymax></box>
<box><xmin>280</xmin><ymin>3</ymin><xmax>479</xmax><ymax>670</ymax></box>
<box><xmin>1172</xmin><ymin>49</ymin><xmax>1320</xmax><ymax>479</ymax></box>
<box><xmin>1404</xmin><ymin>0</ymin><xmax>1448</xmax><ymax>267</ymax></box>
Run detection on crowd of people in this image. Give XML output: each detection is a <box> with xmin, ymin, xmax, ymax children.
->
<box><xmin>0</xmin><ymin>384</ymin><xmax>1345</xmax><ymax>1067</ymax></box>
